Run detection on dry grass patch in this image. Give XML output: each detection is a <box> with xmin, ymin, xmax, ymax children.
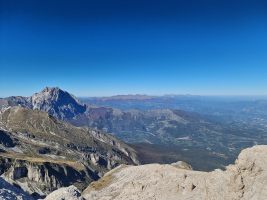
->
<box><xmin>84</xmin><ymin>164</ymin><xmax>128</xmax><ymax>193</ymax></box>
<box><xmin>90</xmin><ymin>173</ymin><xmax>114</xmax><ymax>191</ymax></box>
<box><xmin>0</xmin><ymin>152</ymin><xmax>85</xmax><ymax>171</ymax></box>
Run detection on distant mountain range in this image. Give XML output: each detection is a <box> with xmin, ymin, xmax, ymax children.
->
<box><xmin>87</xmin><ymin>94</ymin><xmax>156</xmax><ymax>100</ymax></box>
<box><xmin>81</xmin><ymin>94</ymin><xmax>267</xmax><ymax>120</ymax></box>
<box><xmin>2</xmin><ymin>87</ymin><xmax>267</xmax><ymax>171</ymax></box>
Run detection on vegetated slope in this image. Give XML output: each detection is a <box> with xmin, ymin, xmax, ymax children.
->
<box><xmin>0</xmin><ymin>107</ymin><xmax>138</xmax><ymax>198</ymax></box>
<box><xmin>74</xmin><ymin>106</ymin><xmax>267</xmax><ymax>170</ymax></box>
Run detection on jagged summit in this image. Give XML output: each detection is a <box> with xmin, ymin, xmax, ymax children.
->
<box><xmin>42</xmin><ymin>86</ymin><xmax>61</xmax><ymax>91</ymax></box>
<box><xmin>38</xmin><ymin>87</ymin><xmax>73</xmax><ymax>97</ymax></box>
<box><xmin>36</xmin><ymin>87</ymin><xmax>65</xmax><ymax>97</ymax></box>
<box><xmin>0</xmin><ymin>87</ymin><xmax>87</xmax><ymax>120</ymax></box>
<box><xmin>30</xmin><ymin>87</ymin><xmax>86</xmax><ymax>119</ymax></box>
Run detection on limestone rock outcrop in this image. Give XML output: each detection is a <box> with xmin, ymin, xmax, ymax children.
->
<box><xmin>44</xmin><ymin>186</ymin><xmax>84</xmax><ymax>200</ymax></box>
<box><xmin>1</xmin><ymin>158</ymin><xmax>88</xmax><ymax>198</ymax></box>
<box><xmin>83</xmin><ymin>145</ymin><xmax>267</xmax><ymax>200</ymax></box>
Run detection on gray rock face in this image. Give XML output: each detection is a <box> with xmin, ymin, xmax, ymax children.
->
<box><xmin>171</xmin><ymin>161</ymin><xmax>193</xmax><ymax>170</ymax></box>
<box><xmin>0</xmin><ymin>87</ymin><xmax>86</xmax><ymax>120</ymax></box>
<box><xmin>30</xmin><ymin>87</ymin><xmax>86</xmax><ymax>120</ymax></box>
<box><xmin>83</xmin><ymin>145</ymin><xmax>267</xmax><ymax>200</ymax></box>
<box><xmin>4</xmin><ymin>96</ymin><xmax>32</xmax><ymax>108</ymax></box>
<box><xmin>1</xmin><ymin>158</ymin><xmax>88</xmax><ymax>198</ymax></box>
<box><xmin>0</xmin><ymin>158</ymin><xmax>89</xmax><ymax>198</ymax></box>
<box><xmin>44</xmin><ymin>186</ymin><xmax>85</xmax><ymax>200</ymax></box>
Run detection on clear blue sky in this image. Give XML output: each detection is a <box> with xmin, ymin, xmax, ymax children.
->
<box><xmin>0</xmin><ymin>0</ymin><xmax>267</xmax><ymax>97</ymax></box>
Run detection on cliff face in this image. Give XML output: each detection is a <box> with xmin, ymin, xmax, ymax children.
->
<box><xmin>1</xmin><ymin>157</ymin><xmax>90</xmax><ymax>199</ymax></box>
<box><xmin>82</xmin><ymin>145</ymin><xmax>267</xmax><ymax>200</ymax></box>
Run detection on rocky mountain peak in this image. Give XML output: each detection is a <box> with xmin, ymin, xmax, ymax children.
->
<box><xmin>42</xmin><ymin>86</ymin><xmax>61</xmax><ymax>92</ymax></box>
<box><xmin>1</xmin><ymin>87</ymin><xmax>87</xmax><ymax>120</ymax></box>
<box><xmin>32</xmin><ymin>87</ymin><xmax>77</xmax><ymax>103</ymax></box>
<box><xmin>38</xmin><ymin>87</ymin><xmax>63</xmax><ymax>98</ymax></box>
<box><xmin>30</xmin><ymin>87</ymin><xmax>86</xmax><ymax>119</ymax></box>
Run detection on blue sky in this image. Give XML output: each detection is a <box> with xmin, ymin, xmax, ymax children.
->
<box><xmin>0</xmin><ymin>0</ymin><xmax>267</xmax><ymax>97</ymax></box>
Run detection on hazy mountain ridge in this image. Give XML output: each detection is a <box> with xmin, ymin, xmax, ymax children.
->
<box><xmin>81</xmin><ymin>95</ymin><xmax>267</xmax><ymax>120</ymax></box>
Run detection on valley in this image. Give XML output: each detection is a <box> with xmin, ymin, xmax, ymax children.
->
<box><xmin>80</xmin><ymin>95</ymin><xmax>267</xmax><ymax>170</ymax></box>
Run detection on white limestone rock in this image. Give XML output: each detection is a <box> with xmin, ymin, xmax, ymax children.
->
<box><xmin>44</xmin><ymin>185</ymin><xmax>84</xmax><ymax>200</ymax></box>
<box><xmin>83</xmin><ymin>145</ymin><xmax>267</xmax><ymax>200</ymax></box>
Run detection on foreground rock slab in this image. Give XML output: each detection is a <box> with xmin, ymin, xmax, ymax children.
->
<box><xmin>83</xmin><ymin>145</ymin><xmax>267</xmax><ymax>200</ymax></box>
<box><xmin>44</xmin><ymin>186</ymin><xmax>84</xmax><ymax>200</ymax></box>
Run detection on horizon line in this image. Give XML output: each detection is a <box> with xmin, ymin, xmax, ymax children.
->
<box><xmin>2</xmin><ymin>93</ymin><xmax>267</xmax><ymax>99</ymax></box>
